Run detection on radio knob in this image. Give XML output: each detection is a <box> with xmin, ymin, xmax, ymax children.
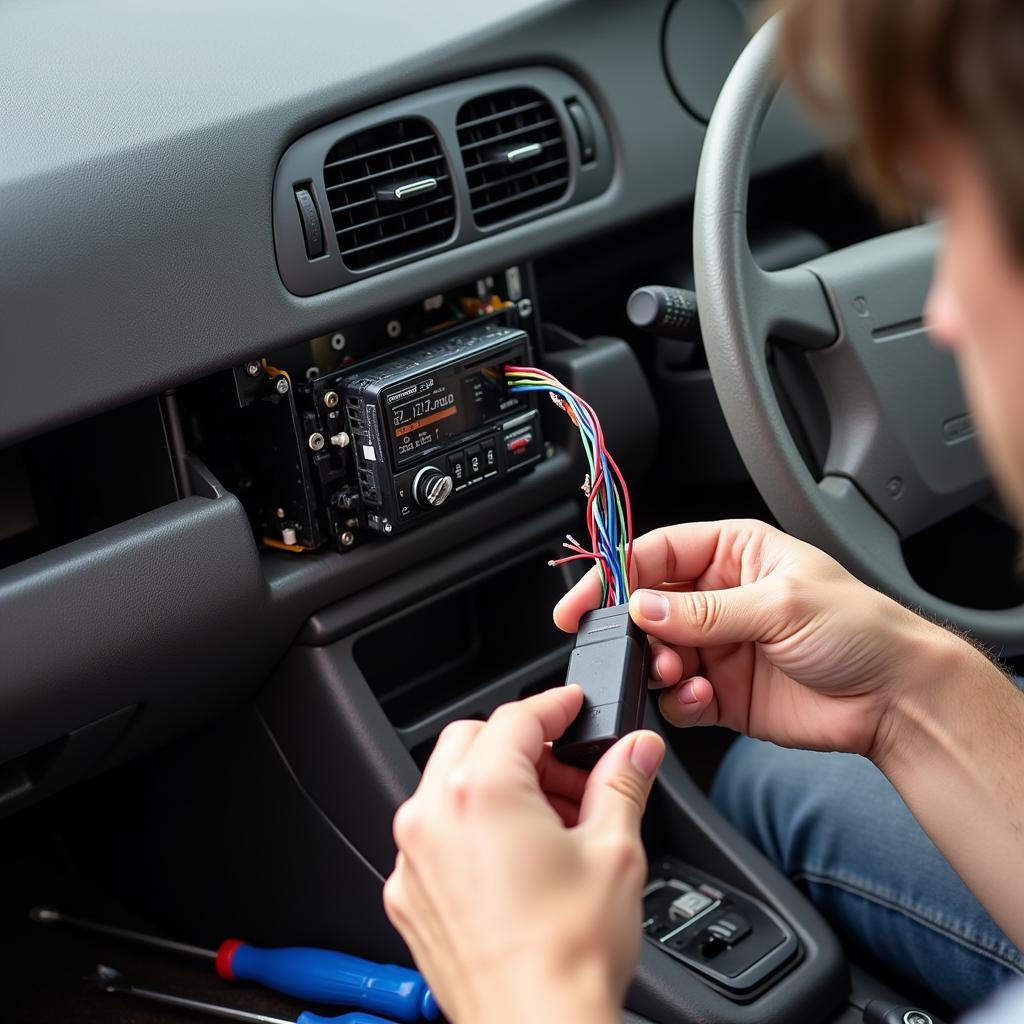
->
<box><xmin>412</xmin><ymin>466</ymin><xmax>454</xmax><ymax>508</ymax></box>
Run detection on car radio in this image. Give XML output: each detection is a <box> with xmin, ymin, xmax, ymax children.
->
<box><xmin>182</xmin><ymin>265</ymin><xmax>546</xmax><ymax>554</ymax></box>
<box><xmin>324</xmin><ymin>321</ymin><xmax>542</xmax><ymax>537</ymax></box>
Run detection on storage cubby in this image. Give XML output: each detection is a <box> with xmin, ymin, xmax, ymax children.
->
<box><xmin>0</xmin><ymin>398</ymin><xmax>180</xmax><ymax>571</ymax></box>
<box><xmin>352</xmin><ymin>547</ymin><xmax>580</xmax><ymax>762</ymax></box>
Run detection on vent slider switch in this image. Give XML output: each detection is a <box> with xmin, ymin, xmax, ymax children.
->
<box><xmin>566</xmin><ymin>99</ymin><xmax>597</xmax><ymax>164</ymax></box>
<box><xmin>294</xmin><ymin>186</ymin><xmax>325</xmax><ymax>259</ymax></box>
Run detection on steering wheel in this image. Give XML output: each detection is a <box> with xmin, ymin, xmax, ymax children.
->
<box><xmin>693</xmin><ymin>13</ymin><xmax>1024</xmax><ymax>650</ymax></box>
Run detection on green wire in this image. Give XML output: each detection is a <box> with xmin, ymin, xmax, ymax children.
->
<box><xmin>573</xmin><ymin>407</ymin><xmax>607</xmax><ymax>605</ymax></box>
<box><xmin>507</xmin><ymin>374</ymin><xmax>618</xmax><ymax>605</ymax></box>
<box><xmin>614</xmin><ymin>486</ymin><xmax>629</xmax><ymax>598</ymax></box>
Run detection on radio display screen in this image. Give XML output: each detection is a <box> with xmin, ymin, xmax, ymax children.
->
<box><xmin>386</xmin><ymin>360</ymin><xmax>523</xmax><ymax>467</ymax></box>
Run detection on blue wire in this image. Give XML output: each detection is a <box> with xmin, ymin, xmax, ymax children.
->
<box><xmin>549</xmin><ymin>391</ymin><xmax>617</xmax><ymax>574</ymax></box>
<box><xmin>507</xmin><ymin>381</ymin><xmax>628</xmax><ymax>603</ymax></box>
<box><xmin>558</xmin><ymin>394</ymin><xmax>624</xmax><ymax>603</ymax></box>
<box><xmin>553</xmin><ymin>389</ymin><xmax>626</xmax><ymax>603</ymax></box>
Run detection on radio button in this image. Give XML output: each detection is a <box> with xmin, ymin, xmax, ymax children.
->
<box><xmin>504</xmin><ymin>417</ymin><xmax>539</xmax><ymax>467</ymax></box>
<box><xmin>482</xmin><ymin>437</ymin><xmax>498</xmax><ymax>471</ymax></box>
<box><xmin>466</xmin><ymin>445</ymin><xmax>484</xmax><ymax>480</ymax></box>
<box><xmin>448</xmin><ymin>451</ymin><xmax>467</xmax><ymax>487</ymax></box>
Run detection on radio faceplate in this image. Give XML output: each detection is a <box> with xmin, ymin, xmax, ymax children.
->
<box><xmin>324</xmin><ymin>323</ymin><xmax>543</xmax><ymax>537</ymax></box>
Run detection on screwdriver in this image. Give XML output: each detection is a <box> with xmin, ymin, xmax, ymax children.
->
<box><xmin>33</xmin><ymin>907</ymin><xmax>438</xmax><ymax>1023</ymax></box>
<box><xmin>86</xmin><ymin>963</ymin><xmax>398</xmax><ymax>1024</ymax></box>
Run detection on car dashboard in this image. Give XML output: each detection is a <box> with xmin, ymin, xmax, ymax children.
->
<box><xmin>0</xmin><ymin>0</ymin><xmax>820</xmax><ymax>787</ymax></box>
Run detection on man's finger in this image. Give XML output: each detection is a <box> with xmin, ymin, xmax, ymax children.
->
<box><xmin>537</xmin><ymin>745</ymin><xmax>589</xmax><ymax>804</ymax></box>
<box><xmin>629</xmin><ymin>577</ymin><xmax>781</xmax><ymax>647</ymax></box>
<box><xmin>547</xmin><ymin>793</ymin><xmax>581</xmax><ymax>828</ymax></box>
<box><xmin>577</xmin><ymin>730</ymin><xmax>664</xmax><ymax>835</ymax></box>
<box><xmin>554</xmin><ymin>521</ymin><xmax>778</xmax><ymax>632</ymax></box>
<box><xmin>658</xmin><ymin>677</ymin><xmax>721</xmax><ymax>728</ymax></box>
<box><xmin>553</xmin><ymin>565</ymin><xmax>604</xmax><ymax>633</ymax></box>
<box><xmin>649</xmin><ymin>642</ymin><xmax>701</xmax><ymax>690</ymax></box>
<box><xmin>649</xmin><ymin>641</ymin><xmax>682</xmax><ymax>689</ymax></box>
<box><xmin>464</xmin><ymin>685</ymin><xmax>585</xmax><ymax>778</ymax></box>
<box><xmin>418</xmin><ymin>719</ymin><xmax>485</xmax><ymax>797</ymax></box>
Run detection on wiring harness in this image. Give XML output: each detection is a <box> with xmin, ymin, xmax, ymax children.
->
<box><xmin>505</xmin><ymin>366</ymin><xmax>634</xmax><ymax>606</ymax></box>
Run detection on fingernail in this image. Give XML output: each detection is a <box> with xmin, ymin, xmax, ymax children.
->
<box><xmin>678</xmin><ymin>680</ymin><xmax>701</xmax><ymax>704</ymax></box>
<box><xmin>630</xmin><ymin>733</ymin><xmax>665</xmax><ymax>779</ymax></box>
<box><xmin>634</xmin><ymin>590</ymin><xmax>668</xmax><ymax>622</ymax></box>
<box><xmin>650</xmin><ymin>658</ymin><xmax>663</xmax><ymax>682</ymax></box>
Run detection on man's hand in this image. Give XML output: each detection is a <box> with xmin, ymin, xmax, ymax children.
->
<box><xmin>384</xmin><ymin>687</ymin><xmax>664</xmax><ymax>1024</ymax></box>
<box><xmin>556</xmin><ymin>519</ymin><xmax>1024</xmax><ymax>950</ymax></box>
<box><xmin>555</xmin><ymin>519</ymin><xmax>968</xmax><ymax>761</ymax></box>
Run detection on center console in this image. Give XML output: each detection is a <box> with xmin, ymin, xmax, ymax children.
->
<box><xmin>643</xmin><ymin>858</ymin><xmax>800</xmax><ymax>1000</ymax></box>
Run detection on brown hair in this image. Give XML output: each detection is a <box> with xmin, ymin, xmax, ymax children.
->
<box><xmin>776</xmin><ymin>0</ymin><xmax>1024</xmax><ymax>255</ymax></box>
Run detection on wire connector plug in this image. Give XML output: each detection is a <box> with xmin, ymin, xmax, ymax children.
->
<box><xmin>553</xmin><ymin>605</ymin><xmax>649</xmax><ymax>769</ymax></box>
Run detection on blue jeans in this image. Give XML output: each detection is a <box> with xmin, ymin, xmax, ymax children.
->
<box><xmin>711</xmin><ymin>737</ymin><xmax>1024</xmax><ymax>1013</ymax></box>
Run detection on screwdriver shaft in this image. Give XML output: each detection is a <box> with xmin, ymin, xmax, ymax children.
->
<box><xmin>107</xmin><ymin>976</ymin><xmax>293</xmax><ymax>1024</ymax></box>
<box><xmin>31</xmin><ymin>906</ymin><xmax>217</xmax><ymax>960</ymax></box>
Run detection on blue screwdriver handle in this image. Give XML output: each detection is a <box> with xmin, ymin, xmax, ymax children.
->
<box><xmin>297</xmin><ymin>1014</ymin><xmax>398</xmax><ymax>1024</ymax></box>
<box><xmin>217</xmin><ymin>940</ymin><xmax>439</xmax><ymax>1023</ymax></box>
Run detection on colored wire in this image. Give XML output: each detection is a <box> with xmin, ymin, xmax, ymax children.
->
<box><xmin>505</xmin><ymin>365</ymin><xmax>634</xmax><ymax>606</ymax></box>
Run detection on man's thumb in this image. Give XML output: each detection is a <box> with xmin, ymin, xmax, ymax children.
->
<box><xmin>578</xmin><ymin>731</ymin><xmax>664</xmax><ymax>834</ymax></box>
<box><xmin>629</xmin><ymin>579</ymin><xmax>776</xmax><ymax>647</ymax></box>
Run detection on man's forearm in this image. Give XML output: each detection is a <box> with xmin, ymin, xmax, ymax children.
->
<box><xmin>873</xmin><ymin>627</ymin><xmax>1024</xmax><ymax>948</ymax></box>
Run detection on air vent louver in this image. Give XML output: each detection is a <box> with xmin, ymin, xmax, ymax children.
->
<box><xmin>323</xmin><ymin>119</ymin><xmax>455</xmax><ymax>271</ymax></box>
<box><xmin>457</xmin><ymin>89</ymin><xmax>570</xmax><ymax>228</ymax></box>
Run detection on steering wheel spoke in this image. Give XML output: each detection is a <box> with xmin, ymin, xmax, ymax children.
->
<box><xmin>803</xmin><ymin>224</ymin><xmax>990</xmax><ymax>537</ymax></box>
<box><xmin>755</xmin><ymin>264</ymin><xmax>837</xmax><ymax>349</ymax></box>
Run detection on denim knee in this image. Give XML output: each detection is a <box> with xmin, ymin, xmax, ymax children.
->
<box><xmin>710</xmin><ymin>735</ymin><xmax>1024</xmax><ymax>1011</ymax></box>
<box><xmin>710</xmin><ymin>736</ymin><xmax>886</xmax><ymax>875</ymax></box>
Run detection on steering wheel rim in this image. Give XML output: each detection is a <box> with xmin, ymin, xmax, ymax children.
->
<box><xmin>693</xmin><ymin>14</ymin><xmax>1024</xmax><ymax>650</ymax></box>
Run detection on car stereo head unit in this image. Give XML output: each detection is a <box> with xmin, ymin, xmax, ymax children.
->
<box><xmin>182</xmin><ymin>266</ymin><xmax>546</xmax><ymax>554</ymax></box>
<box><xmin>322</xmin><ymin>321</ymin><xmax>542</xmax><ymax>537</ymax></box>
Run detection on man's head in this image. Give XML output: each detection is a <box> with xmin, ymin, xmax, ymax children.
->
<box><xmin>778</xmin><ymin>0</ymin><xmax>1024</xmax><ymax>523</ymax></box>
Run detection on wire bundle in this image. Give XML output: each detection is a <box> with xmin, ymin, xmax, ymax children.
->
<box><xmin>504</xmin><ymin>365</ymin><xmax>634</xmax><ymax>606</ymax></box>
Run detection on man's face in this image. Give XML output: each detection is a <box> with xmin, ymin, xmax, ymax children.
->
<box><xmin>924</xmin><ymin>138</ymin><xmax>1024</xmax><ymax>526</ymax></box>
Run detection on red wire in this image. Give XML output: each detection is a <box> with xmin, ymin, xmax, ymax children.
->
<box><xmin>569</xmin><ymin>384</ymin><xmax>633</xmax><ymax>590</ymax></box>
<box><xmin>563</xmin><ymin>541</ymin><xmax>600</xmax><ymax>557</ymax></box>
<box><xmin>534</xmin><ymin>369</ymin><xmax>621</xmax><ymax>599</ymax></box>
<box><xmin>550</xmin><ymin>552</ymin><xmax>605</xmax><ymax>568</ymax></box>
<box><xmin>605</xmin><ymin>450</ymin><xmax>634</xmax><ymax>584</ymax></box>
<box><xmin>554</xmin><ymin>550</ymin><xmax>615</xmax><ymax>600</ymax></box>
<box><xmin>506</xmin><ymin>365</ymin><xmax>631</xmax><ymax>600</ymax></box>
<box><xmin>577</xmin><ymin>403</ymin><xmax>616</xmax><ymax>601</ymax></box>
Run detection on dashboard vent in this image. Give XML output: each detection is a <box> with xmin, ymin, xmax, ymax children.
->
<box><xmin>457</xmin><ymin>89</ymin><xmax>570</xmax><ymax>228</ymax></box>
<box><xmin>323</xmin><ymin>119</ymin><xmax>456</xmax><ymax>271</ymax></box>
